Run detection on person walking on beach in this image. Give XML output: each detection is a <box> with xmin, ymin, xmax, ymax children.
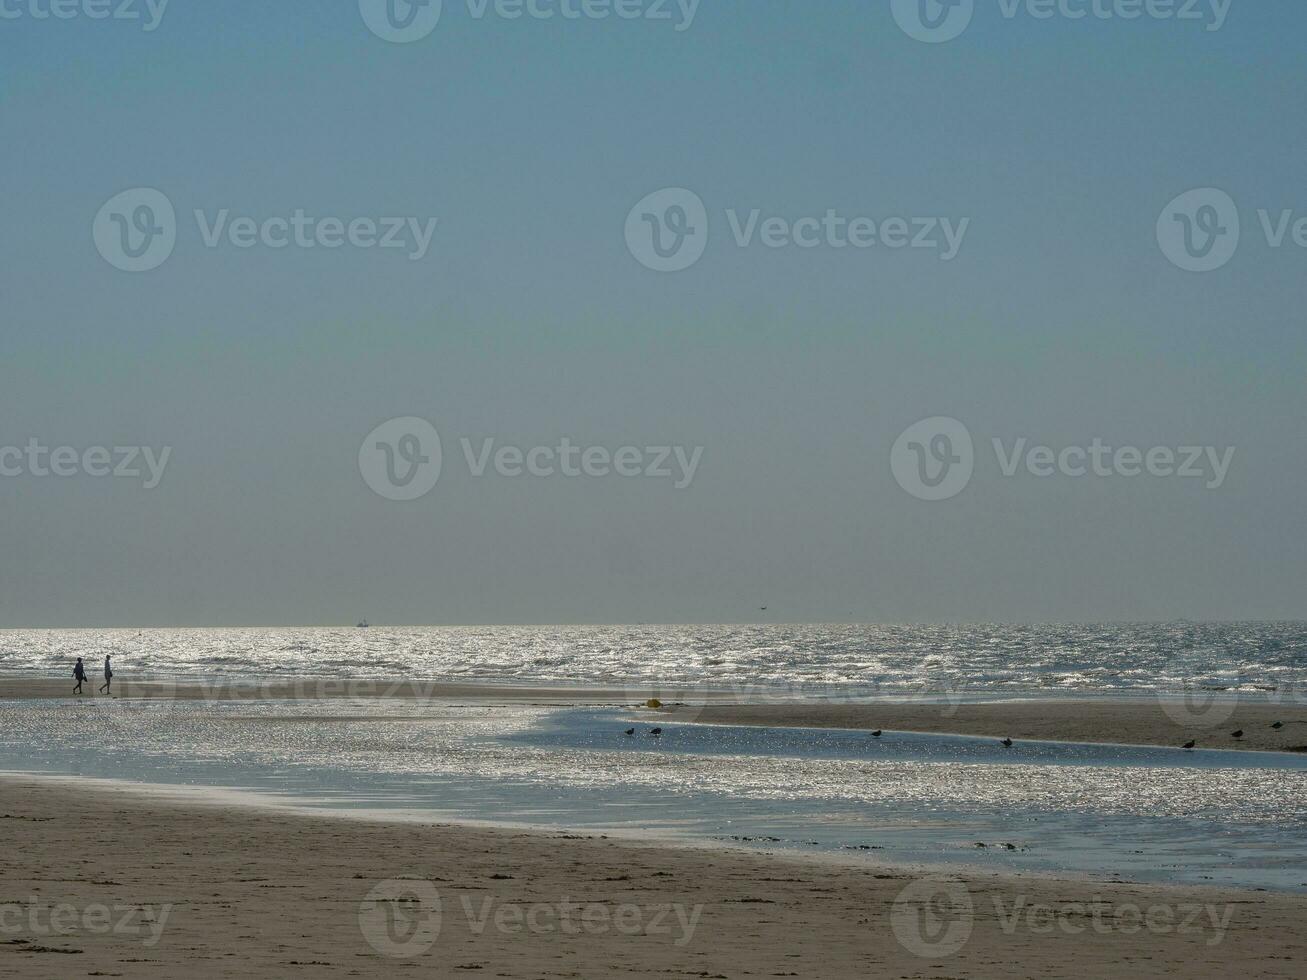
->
<box><xmin>73</xmin><ymin>657</ymin><xmax>87</xmax><ymax>695</ymax></box>
<box><xmin>98</xmin><ymin>655</ymin><xmax>113</xmax><ymax>695</ymax></box>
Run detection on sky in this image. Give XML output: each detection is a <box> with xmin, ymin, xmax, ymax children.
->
<box><xmin>1</xmin><ymin>0</ymin><xmax>1304</xmax><ymax>626</ymax></box>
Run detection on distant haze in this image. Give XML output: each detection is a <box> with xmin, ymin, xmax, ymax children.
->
<box><xmin>2</xmin><ymin>2</ymin><xmax>1304</xmax><ymax>626</ymax></box>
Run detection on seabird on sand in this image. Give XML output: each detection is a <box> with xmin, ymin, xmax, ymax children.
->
<box><xmin>1182</xmin><ymin>740</ymin><xmax>1196</xmax><ymax>750</ymax></box>
<box><xmin>1272</xmin><ymin>722</ymin><xmax>1284</xmax><ymax>730</ymax></box>
<box><xmin>1231</xmin><ymin>730</ymin><xmax>1244</xmax><ymax>739</ymax></box>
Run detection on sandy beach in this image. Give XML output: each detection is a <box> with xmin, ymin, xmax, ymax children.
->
<box><xmin>6</xmin><ymin>671</ymin><xmax>1307</xmax><ymax>976</ymax></box>
<box><xmin>665</xmin><ymin>699</ymin><xmax>1307</xmax><ymax>753</ymax></box>
<box><xmin>0</xmin><ymin>676</ymin><xmax>648</xmax><ymax>703</ymax></box>
<box><xmin>4</xmin><ymin>675</ymin><xmax>1303</xmax><ymax>752</ymax></box>
<box><xmin>1</xmin><ymin>773</ymin><xmax>1304</xmax><ymax>979</ymax></box>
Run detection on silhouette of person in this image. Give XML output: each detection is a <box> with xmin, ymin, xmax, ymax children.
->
<box><xmin>73</xmin><ymin>657</ymin><xmax>87</xmax><ymax>695</ymax></box>
<box><xmin>99</xmin><ymin>655</ymin><xmax>113</xmax><ymax>695</ymax></box>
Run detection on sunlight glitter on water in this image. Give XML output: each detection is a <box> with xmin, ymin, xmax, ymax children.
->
<box><xmin>2</xmin><ymin>623</ymin><xmax>1305</xmax><ymax>697</ymax></box>
<box><xmin>2</xmin><ymin>696</ymin><xmax>1306</xmax><ymax>892</ymax></box>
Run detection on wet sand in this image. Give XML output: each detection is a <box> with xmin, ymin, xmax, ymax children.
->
<box><xmin>0</xmin><ymin>676</ymin><xmax>647</xmax><ymax>702</ymax></box>
<box><xmin>3</xmin><ymin>675</ymin><xmax>1304</xmax><ymax>752</ymax></box>
<box><xmin>664</xmin><ymin>700</ymin><xmax>1307</xmax><ymax>753</ymax></box>
<box><xmin>2</xmin><ymin>773</ymin><xmax>1305</xmax><ymax>979</ymax></box>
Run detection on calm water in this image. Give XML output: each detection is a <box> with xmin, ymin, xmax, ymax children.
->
<box><xmin>2</xmin><ymin>623</ymin><xmax>1306</xmax><ymax>697</ymax></box>
<box><xmin>2</xmin><ymin>697</ymin><xmax>1307</xmax><ymax>892</ymax></box>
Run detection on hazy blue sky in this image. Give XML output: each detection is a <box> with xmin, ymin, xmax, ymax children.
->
<box><xmin>2</xmin><ymin>0</ymin><xmax>1304</xmax><ymax>625</ymax></box>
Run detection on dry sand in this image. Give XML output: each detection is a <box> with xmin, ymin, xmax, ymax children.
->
<box><xmin>1</xmin><ymin>774</ymin><xmax>1305</xmax><ymax>979</ymax></box>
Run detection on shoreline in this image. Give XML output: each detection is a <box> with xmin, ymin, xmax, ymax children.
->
<box><xmin>663</xmin><ymin>700</ymin><xmax>1307</xmax><ymax>753</ymax></box>
<box><xmin>0</xmin><ymin>675</ymin><xmax>664</xmax><ymax>702</ymax></box>
<box><xmin>3</xmin><ymin>772</ymin><xmax>1306</xmax><ymax>978</ymax></box>
<box><xmin>0</xmin><ymin>768</ymin><xmax>997</xmax><ymax>879</ymax></box>
<box><xmin>4</xmin><ymin>674</ymin><xmax>1306</xmax><ymax>752</ymax></box>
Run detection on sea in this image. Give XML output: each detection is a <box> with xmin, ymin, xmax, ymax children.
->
<box><xmin>1</xmin><ymin>622</ymin><xmax>1305</xmax><ymax>697</ymax></box>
